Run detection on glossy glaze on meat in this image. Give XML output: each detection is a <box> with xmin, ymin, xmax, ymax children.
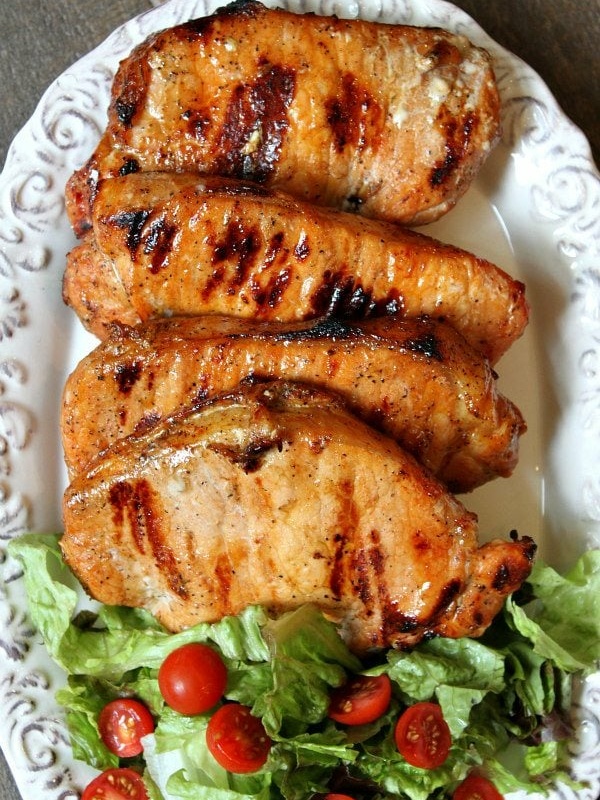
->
<box><xmin>65</xmin><ymin>0</ymin><xmax>500</xmax><ymax>236</ymax></box>
<box><xmin>61</xmin><ymin>381</ymin><xmax>535</xmax><ymax>653</ymax></box>
<box><xmin>61</xmin><ymin>314</ymin><xmax>525</xmax><ymax>491</ymax></box>
<box><xmin>63</xmin><ymin>172</ymin><xmax>527</xmax><ymax>363</ymax></box>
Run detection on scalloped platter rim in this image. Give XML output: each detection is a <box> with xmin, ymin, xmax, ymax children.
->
<box><xmin>0</xmin><ymin>0</ymin><xmax>599</xmax><ymax>798</ymax></box>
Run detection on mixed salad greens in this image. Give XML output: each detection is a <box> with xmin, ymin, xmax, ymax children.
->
<box><xmin>9</xmin><ymin>533</ymin><xmax>600</xmax><ymax>800</ymax></box>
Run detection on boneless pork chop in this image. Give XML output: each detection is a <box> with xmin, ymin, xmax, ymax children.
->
<box><xmin>61</xmin><ymin>315</ymin><xmax>525</xmax><ymax>492</ymax></box>
<box><xmin>65</xmin><ymin>0</ymin><xmax>500</xmax><ymax>236</ymax></box>
<box><xmin>63</xmin><ymin>172</ymin><xmax>527</xmax><ymax>363</ymax></box>
<box><xmin>61</xmin><ymin>382</ymin><xmax>535</xmax><ymax>653</ymax></box>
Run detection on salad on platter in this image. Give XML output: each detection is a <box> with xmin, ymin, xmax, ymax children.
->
<box><xmin>9</xmin><ymin>534</ymin><xmax>600</xmax><ymax>800</ymax></box>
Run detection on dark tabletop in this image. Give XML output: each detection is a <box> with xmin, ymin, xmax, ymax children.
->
<box><xmin>0</xmin><ymin>1</ymin><xmax>598</xmax><ymax>798</ymax></box>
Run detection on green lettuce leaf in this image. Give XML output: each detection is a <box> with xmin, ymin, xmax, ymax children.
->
<box><xmin>506</xmin><ymin>551</ymin><xmax>600</xmax><ymax>672</ymax></box>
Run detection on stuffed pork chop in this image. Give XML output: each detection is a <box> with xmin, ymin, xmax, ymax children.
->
<box><xmin>61</xmin><ymin>381</ymin><xmax>535</xmax><ymax>654</ymax></box>
<box><xmin>63</xmin><ymin>172</ymin><xmax>527</xmax><ymax>364</ymax></box>
<box><xmin>65</xmin><ymin>0</ymin><xmax>501</xmax><ymax>237</ymax></box>
<box><xmin>61</xmin><ymin>315</ymin><xmax>525</xmax><ymax>492</ymax></box>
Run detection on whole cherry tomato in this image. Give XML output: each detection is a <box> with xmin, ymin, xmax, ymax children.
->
<box><xmin>81</xmin><ymin>767</ymin><xmax>149</xmax><ymax>800</ymax></box>
<box><xmin>206</xmin><ymin>702</ymin><xmax>271</xmax><ymax>773</ymax></box>
<box><xmin>98</xmin><ymin>698</ymin><xmax>154</xmax><ymax>758</ymax></box>
<box><xmin>158</xmin><ymin>642</ymin><xmax>227</xmax><ymax>715</ymax></box>
<box><xmin>324</xmin><ymin>795</ymin><xmax>356</xmax><ymax>800</ymax></box>
<box><xmin>394</xmin><ymin>701</ymin><xmax>451</xmax><ymax>769</ymax></box>
<box><xmin>453</xmin><ymin>773</ymin><xmax>504</xmax><ymax>800</ymax></box>
<box><xmin>328</xmin><ymin>674</ymin><xmax>392</xmax><ymax>726</ymax></box>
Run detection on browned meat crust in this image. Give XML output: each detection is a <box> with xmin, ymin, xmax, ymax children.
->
<box><xmin>61</xmin><ymin>314</ymin><xmax>525</xmax><ymax>492</ymax></box>
<box><xmin>63</xmin><ymin>172</ymin><xmax>527</xmax><ymax>363</ymax></box>
<box><xmin>61</xmin><ymin>381</ymin><xmax>535</xmax><ymax>653</ymax></box>
<box><xmin>65</xmin><ymin>0</ymin><xmax>500</xmax><ymax>236</ymax></box>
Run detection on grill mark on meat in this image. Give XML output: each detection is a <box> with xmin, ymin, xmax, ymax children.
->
<box><xmin>114</xmin><ymin>360</ymin><xmax>143</xmax><ymax>394</ymax></box>
<box><xmin>311</xmin><ymin>271</ymin><xmax>377</xmax><ymax>318</ymax></box>
<box><xmin>370</xmin><ymin>527</ymin><xmax>422</xmax><ymax>642</ymax></box>
<box><xmin>107</xmin><ymin>209</ymin><xmax>152</xmax><ymax>256</ymax></box>
<box><xmin>381</xmin><ymin>603</ymin><xmax>420</xmax><ymax>641</ymax></box>
<box><xmin>272</xmin><ymin>316</ymin><xmax>362</xmax><ymax>343</ymax></box>
<box><xmin>311</xmin><ymin>275</ymin><xmax>411</xmax><ymax>319</ymax></box>
<box><xmin>108</xmin><ymin>481</ymin><xmax>132</xmax><ymax>535</ymax></box>
<box><xmin>373</xmin><ymin>537</ymin><xmax>463</xmax><ymax>644</ymax></box>
<box><xmin>182</xmin><ymin>108</ymin><xmax>211</xmax><ymax>140</ymax></box>
<box><xmin>431</xmin><ymin>113</ymin><xmax>476</xmax><ymax>188</ymax></box>
<box><xmin>326</xmin><ymin>72</ymin><xmax>383</xmax><ymax>153</ymax></box>
<box><xmin>329</xmin><ymin>479</ymin><xmax>362</xmax><ymax>599</ymax></box>
<box><xmin>263</xmin><ymin>231</ymin><xmax>285</xmax><ymax>269</ymax></box>
<box><xmin>115</xmin><ymin>100</ymin><xmax>137</xmax><ymax>127</ymax></box>
<box><xmin>429</xmin><ymin>578</ymin><xmax>462</xmax><ymax>618</ymax></box>
<box><xmin>492</xmin><ymin>564</ymin><xmax>511</xmax><ymax>591</ymax></box>
<box><xmin>412</xmin><ymin>530</ymin><xmax>431</xmax><ymax>552</ymax></box>
<box><xmin>249</xmin><ymin>267</ymin><xmax>292</xmax><ymax>309</ymax></box>
<box><xmin>119</xmin><ymin>158</ymin><xmax>140</xmax><ymax>176</ymax></box>
<box><xmin>369</xmin><ymin>530</ymin><xmax>386</xmax><ymax>577</ymax></box>
<box><xmin>199</xmin><ymin>179</ymin><xmax>273</xmax><ymax>198</ymax></box>
<box><xmin>352</xmin><ymin>528</ymin><xmax>386</xmax><ymax>612</ymax></box>
<box><xmin>210</xmin><ymin>219</ymin><xmax>262</xmax><ymax>292</ymax></box>
<box><xmin>214</xmin><ymin>553</ymin><xmax>233</xmax><ymax>604</ymax></box>
<box><xmin>208</xmin><ymin>435</ymin><xmax>283</xmax><ymax>473</ymax></box>
<box><xmin>143</xmin><ymin>217</ymin><xmax>179</xmax><ymax>273</ymax></box>
<box><xmin>113</xmin><ymin>55</ymin><xmax>151</xmax><ymax>129</ymax></box>
<box><xmin>490</xmin><ymin>535</ymin><xmax>537</xmax><ymax>592</ymax></box>
<box><xmin>214</xmin><ymin>61</ymin><xmax>296</xmax><ymax>182</ymax></box>
<box><xmin>402</xmin><ymin>332</ymin><xmax>444</xmax><ymax>361</ymax></box>
<box><xmin>351</xmin><ymin>548</ymin><xmax>373</xmax><ymax>609</ymax></box>
<box><xmin>330</xmin><ymin>532</ymin><xmax>348</xmax><ymax>599</ymax></box>
<box><xmin>108</xmin><ymin>479</ymin><xmax>187</xmax><ymax>597</ymax></box>
<box><xmin>373</xmin><ymin>289</ymin><xmax>406</xmax><ymax>316</ymax></box>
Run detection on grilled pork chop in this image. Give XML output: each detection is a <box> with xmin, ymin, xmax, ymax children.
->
<box><xmin>65</xmin><ymin>0</ymin><xmax>500</xmax><ymax>237</ymax></box>
<box><xmin>61</xmin><ymin>381</ymin><xmax>535</xmax><ymax>653</ymax></box>
<box><xmin>63</xmin><ymin>172</ymin><xmax>527</xmax><ymax>363</ymax></box>
<box><xmin>61</xmin><ymin>315</ymin><xmax>525</xmax><ymax>492</ymax></box>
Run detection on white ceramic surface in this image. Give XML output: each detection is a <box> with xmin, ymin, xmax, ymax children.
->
<box><xmin>0</xmin><ymin>0</ymin><xmax>598</xmax><ymax>797</ymax></box>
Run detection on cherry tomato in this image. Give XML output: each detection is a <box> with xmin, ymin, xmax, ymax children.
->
<box><xmin>158</xmin><ymin>642</ymin><xmax>227</xmax><ymax>715</ymax></box>
<box><xmin>98</xmin><ymin>698</ymin><xmax>154</xmax><ymax>758</ymax></box>
<box><xmin>328</xmin><ymin>674</ymin><xmax>392</xmax><ymax>726</ymax></box>
<box><xmin>453</xmin><ymin>773</ymin><xmax>504</xmax><ymax>800</ymax></box>
<box><xmin>324</xmin><ymin>795</ymin><xmax>356</xmax><ymax>800</ymax></box>
<box><xmin>81</xmin><ymin>767</ymin><xmax>149</xmax><ymax>800</ymax></box>
<box><xmin>206</xmin><ymin>702</ymin><xmax>272</xmax><ymax>773</ymax></box>
<box><xmin>394</xmin><ymin>701</ymin><xmax>451</xmax><ymax>769</ymax></box>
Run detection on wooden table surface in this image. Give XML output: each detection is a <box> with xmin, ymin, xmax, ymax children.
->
<box><xmin>0</xmin><ymin>1</ymin><xmax>598</xmax><ymax>798</ymax></box>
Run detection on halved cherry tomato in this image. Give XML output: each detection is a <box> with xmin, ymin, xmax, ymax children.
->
<box><xmin>206</xmin><ymin>702</ymin><xmax>271</xmax><ymax>773</ymax></box>
<box><xmin>98</xmin><ymin>698</ymin><xmax>154</xmax><ymax>758</ymax></box>
<box><xmin>328</xmin><ymin>674</ymin><xmax>392</xmax><ymax>726</ymax></box>
<box><xmin>81</xmin><ymin>767</ymin><xmax>149</xmax><ymax>800</ymax></box>
<box><xmin>394</xmin><ymin>701</ymin><xmax>451</xmax><ymax>769</ymax></box>
<box><xmin>158</xmin><ymin>642</ymin><xmax>227</xmax><ymax>715</ymax></box>
<box><xmin>453</xmin><ymin>773</ymin><xmax>504</xmax><ymax>800</ymax></box>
